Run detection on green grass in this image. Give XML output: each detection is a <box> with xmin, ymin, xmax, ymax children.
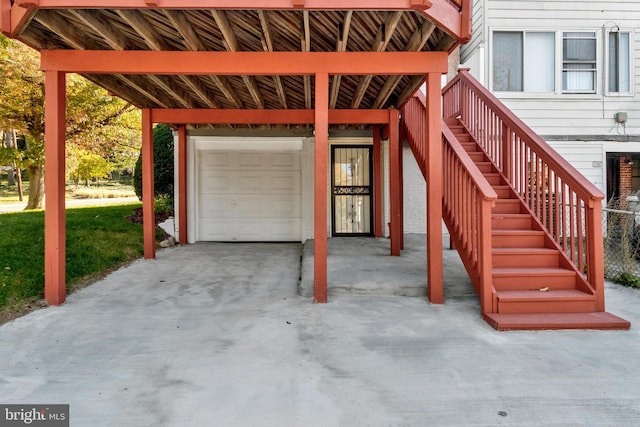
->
<box><xmin>0</xmin><ymin>181</ymin><xmax>136</xmax><ymax>204</ymax></box>
<box><xmin>0</xmin><ymin>203</ymin><xmax>144</xmax><ymax>317</ymax></box>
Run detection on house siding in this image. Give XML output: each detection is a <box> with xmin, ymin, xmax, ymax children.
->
<box><xmin>460</xmin><ymin>0</ymin><xmax>485</xmax><ymax>64</ymax></box>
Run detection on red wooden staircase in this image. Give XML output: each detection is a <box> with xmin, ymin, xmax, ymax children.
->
<box><xmin>401</xmin><ymin>70</ymin><xmax>630</xmax><ymax>330</ymax></box>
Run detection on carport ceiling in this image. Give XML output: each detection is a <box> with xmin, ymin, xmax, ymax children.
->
<box><xmin>21</xmin><ymin>9</ymin><xmax>456</xmax><ymax>115</ymax></box>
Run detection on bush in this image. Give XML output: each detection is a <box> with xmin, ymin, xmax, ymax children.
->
<box><xmin>133</xmin><ymin>124</ymin><xmax>174</xmax><ymax>208</ymax></box>
<box><xmin>616</xmin><ymin>272</ymin><xmax>640</xmax><ymax>289</ymax></box>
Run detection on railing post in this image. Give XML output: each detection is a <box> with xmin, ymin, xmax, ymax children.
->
<box><xmin>501</xmin><ymin>122</ymin><xmax>511</xmax><ymax>181</ymax></box>
<box><xmin>586</xmin><ymin>204</ymin><xmax>605</xmax><ymax>311</ymax></box>
<box><xmin>478</xmin><ymin>199</ymin><xmax>494</xmax><ymax>314</ymax></box>
<box><xmin>1</xmin><ymin>0</ymin><xmax>10</xmax><ymax>36</ymax></box>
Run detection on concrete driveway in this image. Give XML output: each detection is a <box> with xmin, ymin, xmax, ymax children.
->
<box><xmin>0</xmin><ymin>239</ymin><xmax>639</xmax><ymax>426</ymax></box>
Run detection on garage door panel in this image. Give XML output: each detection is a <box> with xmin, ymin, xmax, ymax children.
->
<box><xmin>197</xmin><ymin>147</ymin><xmax>301</xmax><ymax>242</ymax></box>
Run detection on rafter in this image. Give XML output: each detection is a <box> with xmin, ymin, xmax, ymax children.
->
<box><xmin>372</xmin><ymin>20</ymin><xmax>435</xmax><ymax>109</ymax></box>
<box><xmin>396</xmin><ymin>75</ymin><xmax>425</xmax><ymax>107</ymax></box>
<box><xmin>212</xmin><ymin>9</ymin><xmax>264</xmax><ymax>109</ymax></box>
<box><xmin>116</xmin><ymin>9</ymin><xmax>199</xmax><ymax>109</ymax></box>
<box><xmin>350</xmin><ymin>11</ymin><xmax>403</xmax><ymax>109</ymax></box>
<box><xmin>259</xmin><ymin>10</ymin><xmax>288</xmax><ymax>109</ymax></box>
<box><xmin>329</xmin><ymin>10</ymin><xmax>352</xmax><ymax>109</ymax></box>
<box><xmin>69</xmin><ymin>9</ymin><xmax>127</xmax><ymax>50</ymax></box>
<box><xmin>302</xmin><ymin>10</ymin><xmax>311</xmax><ymax>109</ymax></box>
<box><xmin>35</xmin><ymin>12</ymin><xmax>170</xmax><ymax>107</ymax></box>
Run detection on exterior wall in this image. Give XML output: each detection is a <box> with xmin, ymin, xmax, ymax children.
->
<box><xmin>402</xmin><ymin>144</ymin><xmax>427</xmax><ymax>233</ymax></box>
<box><xmin>461</xmin><ymin>0</ymin><xmax>640</xmax><ymax>137</ymax></box>
<box><xmin>459</xmin><ymin>0</ymin><xmax>640</xmax><ymax>199</ymax></box>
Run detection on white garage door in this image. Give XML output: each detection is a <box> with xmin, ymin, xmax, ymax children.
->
<box><xmin>197</xmin><ymin>149</ymin><xmax>301</xmax><ymax>241</ymax></box>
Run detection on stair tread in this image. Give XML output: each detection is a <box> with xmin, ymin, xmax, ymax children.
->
<box><xmin>496</xmin><ymin>289</ymin><xmax>592</xmax><ymax>299</ymax></box>
<box><xmin>493</xmin><ymin>267</ymin><xmax>575</xmax><ymax>276</ymax></box>
<box><xmin>492</xmin><ymin>247</ymin><xmax>556</xmax><ymax>253</ymax></box>
<box><xmin>483</xmin><ymin>312</ymin><xmax>630</xmax><ymax>331</ymax></box>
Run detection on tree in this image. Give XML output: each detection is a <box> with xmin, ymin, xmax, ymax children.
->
<box><xmin>0</xmin><ymin>35</ymin><xmax>141</xmax><ymax>209</ymax></box>
<box><xmin>70</xmin><ymin>149</ymin><xmax>115</xmax><ymax>187</ymax></box>
<box><xmin>133</xmin><ymin>124</ymin><xmax>174</xmax><ymax>203</ymax></box>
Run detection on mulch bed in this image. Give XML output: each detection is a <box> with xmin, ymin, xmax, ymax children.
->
<box><xmin>126</xmin><ymin>207</ymin><xmax>173</xmax><ymax>225</ymax></box>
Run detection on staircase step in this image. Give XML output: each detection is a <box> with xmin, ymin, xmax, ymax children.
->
<box><xmin>483</xmin><ymin>312</ymin><xmax>630</xmax><ymax>331</ymax></box>
<box><xmin>484</xmin><ymin>173</ymin><xmax>504</xmax><ymax>185</ymax></box>
<box><xmin>493</xmin><ymin>199</ymin><xmax>523</xmax><ymax>214</ymax></box>
<box><xmin>460</xmin><ymin>142</ymin><xmax>479</xmax><ymax>152</ymax></box>
<box><xmin>492</xmin><ymin>213</ymin><xmax>533</xmax><ymax>230</ymax></box>
<box><xmin>467</xmin><ymin>152</ymin><xmax>487</xmax><ymax>162</ymax></box>
<box><xmin>495</xmin><ymin>289</ymin><xmax>596</xmax><ymax>314</ymax></box>
<box><xmin>492</xmin><ymin>185</ymin><xmax>515</xmax><ymax>199</ymax></box>
<box><xmin>475</xmin><ymin>162</ymin><xmax>495</xmax><ymax>173</ymax></box>
<box><xmin>492</xmin><ymin>230</ymin><xmax>545</xmax><ymax>247</ymax></box>
<box><xmin>492</xmin><ymin>247</ymin><xmax>559</xmax><ymax>268</ymax></box>
<box><xmin>492</xmin><ymin>267</ymin><xmax>577</xmax><ymax>290</ymax></box>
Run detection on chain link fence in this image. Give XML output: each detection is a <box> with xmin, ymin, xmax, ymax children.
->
<box><xmin>603</xmin><ymin>202</ymin><xmax>640</xmax><ymax>287</ymax></box>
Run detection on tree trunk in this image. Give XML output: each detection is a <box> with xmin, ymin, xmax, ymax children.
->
<box><xmin>25</xmin><ymin>165</ymin><xmax>45</xmax><ymax>210</ymax></box>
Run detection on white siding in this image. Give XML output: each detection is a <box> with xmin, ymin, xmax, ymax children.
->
<box><xmin>482</xmin><ymin>0</ymin><xmax>640</xmax><ymax>137</ymax></box>
<box><xmin>460</xmin><ymin>0</ymin><xmax>485</xmax><ymax>64</ymax></box>
<box><xmin>547</xmin><ymin>142</ymin><xmax>605</xmax><ymax>193</ymax></box>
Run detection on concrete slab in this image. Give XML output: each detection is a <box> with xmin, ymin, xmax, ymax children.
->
<box><xmin>300</xmin><ymin>233</ymin><xmax>475</xmax><ymax>299</ymax></box>
<box><xmin>0</xmin><ymin>241</ymin><xmax>639</xmax><ymax>426</ymax></box>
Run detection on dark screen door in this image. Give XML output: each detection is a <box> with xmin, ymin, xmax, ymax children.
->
<box><xmin>332</xmin><ymin>146</ymin><xmax>373</xmax><ymax>236</ymax></box>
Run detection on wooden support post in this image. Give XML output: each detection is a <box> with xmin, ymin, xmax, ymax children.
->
<box><xmin>44</xmin><ymin>71</ymin><xmax>66</xmax><ymax>306</ymax></box>
<box><xmin>399</xmin><ymin>126</ymin><xmax>404</xmax><ymax>250</ymax></box>
<box><xmin>177</xmin><ymin>124</ymin><xmax>188</xmax><ymax>245</ymax></box>
<box><xmin>314</xmin><ymin>72</ymin><xmax>329</xmax><ymax>303</ymax></box>
<box><xmin>389</xmin><ymin>109</ymin><xmax>401</xmax><ymax>256</ymax></box>
<box><xmin>142</xmin><ymin>109</ymin><xmax>155</xmax><ymax>259</ymax></box>
<box><xmin>373</xmin><ymin>125</ymin><xmax>383</xmax><ymax>238</ymax></box>
<box><xmin>426</xmin><ymin>72</ymin><xmax>443</xmax><ymax>304</ymax></box>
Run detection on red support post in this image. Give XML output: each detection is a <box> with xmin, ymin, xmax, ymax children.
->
<box><xmin>399</xmin><ymin>126</ymin><xmax>404</xmax><ymax>250</ymax></box>
<box><xmin>426</xmin><ymin>72</ymin><xmax>443</xmax><ymax>304</ymax></box>
<box><xmin>44</xmin><ymin>70</ymin><xmax>66</xmax><ymax>306</ymax></box>
<box><xmin>142</xmin><ymin>109</ymin><xmax>155</xmax><ymax>259</ymax></box>
<box><xmin>314</xmin><ymin>72</ymin><xmax>329</xmax><ymax>303</ymax></box>
<box><xmin>177</xmin><ymin>124</ymin><xmax>188</xmax><ymax>245</ymax></box>
<box><xmin>372</xmin><ymin>125</ymin><xmax>383</xmax><ymax>237</ymax></box>
<box><xmin>389</xmin><ymin>109</ymin><xmax>401</xmax><ymax>256</ymax></box>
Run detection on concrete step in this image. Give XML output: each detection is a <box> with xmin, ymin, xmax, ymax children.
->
<box><xmin>483</xmin><ymin>312</ymin><xmax>631</xmax><ymax>330</ymax></box>
<box><xmin>495</xmin><ymin>289</ymin><xmax>595</xmax><ymax>314</ymax></box>
<box><xmin>492</xmin><ymin>267</ymin><xmax>577</xmax><ymax>290</ymax></box>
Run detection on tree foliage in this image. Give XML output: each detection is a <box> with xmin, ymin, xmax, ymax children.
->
<box><xmin>133</xmin><ymin>124</ymin><xmax>175</xmax><ymax>203</ymax></box>
<box><xmin>0</xmin><ymin>34</ymin><xmax>141</xmax><ymax>209</ymax></box>
<box><xmin>70</xmin><ymin>149</ymin><xmax>115</xmax><ymax>186</ymax></box>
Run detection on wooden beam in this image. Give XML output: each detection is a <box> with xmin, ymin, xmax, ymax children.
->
<box><xmin>69</xmin><ymin>9</ymin><xmax>127</xmax><ymax>50</ymax></box>
<box><xmin>351</xmin><ymin>11</ymin><xmax>403</xmax><ymax>108</ymax></box>
<box><xmin>314</xmin><ymin>72</ymin><xmax>329</xmax><ymax>303</ymax></box>
<box><xmin>116</xmin><ymin>9</ymin><xmax>198</xmax><ymax>109</ymax></box>
<box><xmin>212</xmin><ymin>9</ymin><xmax>265</xmax><ymax>109</ymax></box>
<box><xmin>142</xmin><ymin>108</ymin><xmax>155</xmax><ymax>259</ymax></box>
<box><xmin>41</xmin><ymin>50</ymin><xmax>450</xmax><ymax>75</ymax></box>
<box><xmin>29</xmin><ymin>0</ymin><xmax>437</xmax><ymax>10</ymax></box>
<box><xmin>372</xmin><ymin>20</ymin><xmax>435</xmax><ymax>109</ymax></box>
<box><xmin>329</xmin><ymin>10</ymin><xmax>352</xmax><ymax>109</ymax></box>
<box><xmin>150</xmin><ymin>108</ymin><xmax>390</xmax><ymax>124</ymax></box>
<box><xmin>259</xmin><ymin>10</ymin><xmax>288</xmax><ymax>109</ymax></box>
<box><xmin>44</xmin><ymin>70</ymin><xmax>66</xmax><ymax>305</ymax></box>
<box><xmin>302</xmin><ymin>10</ymin><xmax>312</xmax><ymax>109</ymax></box>
<box><xmin>389</xmin><ymin>109</ymin><xmax>401</xmax><ymax>256</ymax></box>
<box><xmin>1</xmin><ymin>0</ymin><xmax>12</xmax><ymax>36</ymax></box>
<box><xmin>34</xmin><ymin>12</ymin><xmax>88</xmax><ymax>49</ymax></box>
<box><xmin>155</xmin><ymin>12</ymin><xmax>242</xmax><ymax>109</ymax></box>
<box><xmin>396</xmin><ymin>75</ymin><xmax>425</xmax><ymax>107</ymax></box>
<box><xmin>425</xmin><ymin>72</ymin><xmax>443</xmax><ymax>304</ymax></box>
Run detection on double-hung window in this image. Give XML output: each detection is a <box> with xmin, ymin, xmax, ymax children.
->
<box><xmin>607</xmin><ymin>31</ymin><xmax>632</xmax><ymax>94</ymax></box>
<box><xmin>562</xmin><ymin>32</ymin><xmax>597</xmax><ymax>93</ymax></box>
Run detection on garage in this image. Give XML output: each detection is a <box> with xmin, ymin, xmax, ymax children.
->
<box><xmin>196</xmin><ymin>141</ymin><xmax>302</xmax><ymax>242</ymax></box>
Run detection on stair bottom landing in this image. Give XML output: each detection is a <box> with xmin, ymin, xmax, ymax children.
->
<box><xmin>483</xmin><ymin>312</ymin><xmax>631</xmax><ymax>331</ymax></box>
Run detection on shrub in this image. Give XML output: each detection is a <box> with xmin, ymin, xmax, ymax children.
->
<box><xmin>133</xmin><ymin>124</ymin><xmax>174</xmax><ymax>208</ymax></box>
<box><xmin>616</xmin><ymin>272</ymin><xmax>640</xmax><ymax>289</ymax></box>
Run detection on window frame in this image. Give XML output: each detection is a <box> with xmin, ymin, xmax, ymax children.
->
<box><xmin>605</xmin><ymin>29</ymin><xmax>634</xmax><ymax>96</ymax></box>
<box><xmin>490</xmin><ymin>28</ymin><xmax>604</xmax><ymax>98</ymax></box>
<box><xmin>561</xmin><ymin>31</ymin><xmax>598</xmax><ymax>94</ymax></box>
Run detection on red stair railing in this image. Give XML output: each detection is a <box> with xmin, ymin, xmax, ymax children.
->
<box><xmin>442</xmin><ymin>70</ymin><xmax>606</xmax><ymax>310</ymax></box>
<box><xmin>402</xmin><ymin>92</ymin><xmax>497</xmax><ymax>314</ymax></box>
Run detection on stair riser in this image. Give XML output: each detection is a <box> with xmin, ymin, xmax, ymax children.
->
<box><xmin>492</xmin><ymin>202</ymin><xmax>523</xmax><ymax>214</ymax></box>
<box><xmin>492</xmin><ymin>275</ymin><xmax>577</xmax><ymax>290</ymax></box>
<box><xmin>485</xmin><ymin>175</ymin><xmax>503</xmax><ymax>185</ymax></box>
<box><xmin>468</xmin><ymin>152</ymin><xmax>486</xmax><ymax>162</ymax></box>
<box><xmin>493</xmin><ymin>252</ymin><xmax>559</xmax><ymax>268</ymax></box>
<box><xmin>493</xmin><ymin>187</ymin><xmax>515</xmax><ymax>198</ymax></box>
<box><xmin>492</xmin><ymin>234</ymin><xmax>545</xmax><ymax>247</ymax></box>
<box><xmin>476</xmin><ymin>163</ymin><xmax>494</xmax><ymax>173</ymax></box>
<box><xmin>497</xmin><ymin>299</ymin><xmax>596</xmax><ymax>314</ymax></box>
<box><xmin>492</xmin><ymin>217</ymin><xmax>532</xmax><ymax>230</ymax></box>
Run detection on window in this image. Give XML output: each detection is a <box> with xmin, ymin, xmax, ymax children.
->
<box><xmin>562</xmin><ymin>32</ymin><xmax>597</xmax><ymax>93</ymax></box>
<box><xmin>493</xmin><ymin>31</ymin><xmax>555</xmax><ymax>92</ymax></box>
<box><xmin>608</xmin><ymin>31</ymin><xmax>631</xmax><ymax>94</ymax></box>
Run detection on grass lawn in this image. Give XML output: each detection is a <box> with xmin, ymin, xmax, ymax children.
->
<box><xmin>0</xmin><ymin>202</ymin><xmax>145</xmax><ymax>323</ymax></box>
<box><xmin>0</xmin><ymin>181</ymin><xmax>136</xmax><ymax>204</ymax></box>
